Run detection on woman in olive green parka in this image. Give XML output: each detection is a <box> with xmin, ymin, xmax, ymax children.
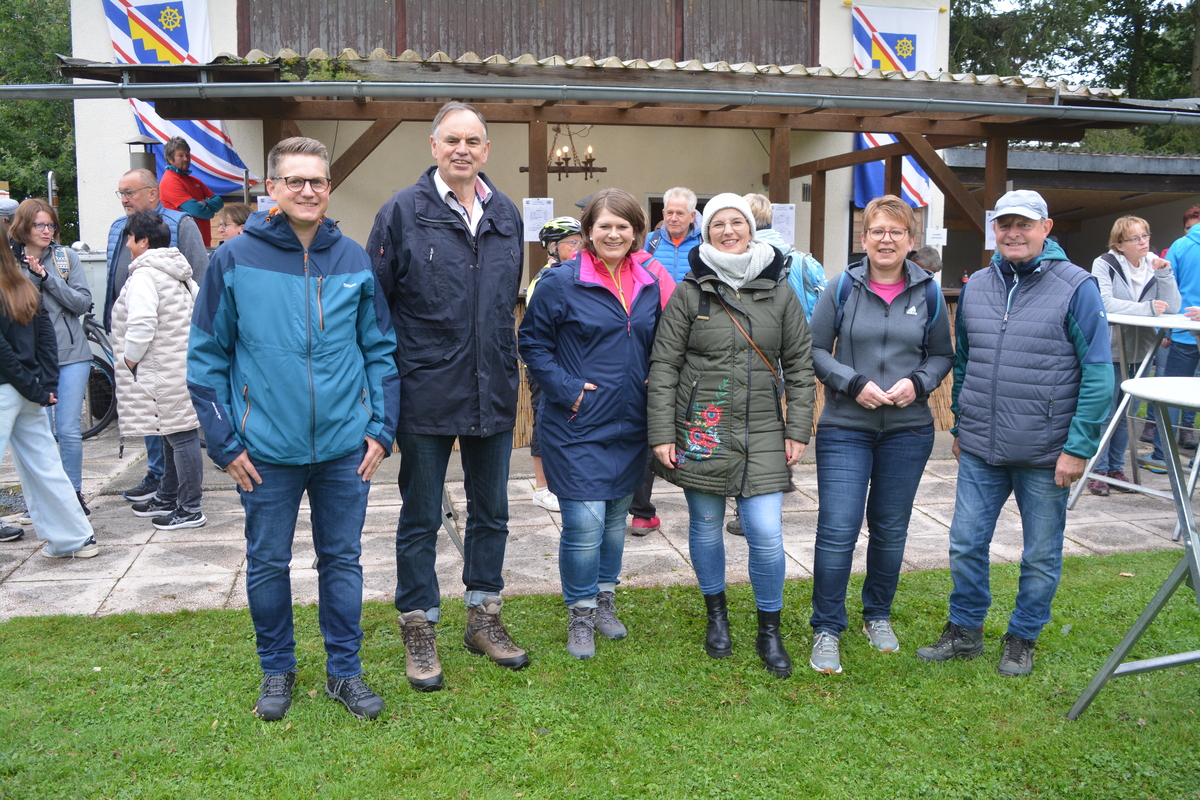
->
<box><xmin>647</xmin><ymin>193</ymin><xmax>815</xmax><ymax>678</ymax></box>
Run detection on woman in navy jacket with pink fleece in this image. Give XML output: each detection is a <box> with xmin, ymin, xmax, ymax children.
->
<box><xmin>518</xmin><ymin>188</ymin><xmax>674</xmax><ymax>660</ymax></box>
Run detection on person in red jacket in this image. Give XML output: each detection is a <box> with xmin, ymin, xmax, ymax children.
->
<box><xmin>158</xmin><ymin>137</ymin><xmax>223</xmax><ymax>245</ymax></box>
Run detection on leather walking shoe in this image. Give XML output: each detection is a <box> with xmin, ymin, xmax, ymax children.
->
<box><xmin>566</xmin><ymin>606</ymin><xmax>597</xmax><ymax>659</ymax></box>
<box><xmin>325</xmin><ymin>674</ymin><xmax>386</xmax><ymax>719</ymax></box>
<box><xmin>253</xmin><ymin>671</ymin><xmax>296</xmax><ymax>721</ymax></box>
<box><xmin>464</xmin><ymin>596</ymin><xmax>530</xmax><ymax>670</ymax></box>
<box><xmin>399</xmin><ymin>610</ymin><xmax>443</xmax><ymax>692</ymax></box>
<box><xmin>594</xmin><ymin>591</ymin><xmax>627</xmax><ymax>640</ymax></box>
<box><xmin>702</xmin><ymin>591</ymin><xmax>732</xmax><ymax>658</ymax></box>
<box><xmin>916</xmin><ymin>621</ymin><xmax>985</xmax><ymax>662</ymax></box>
<box><xmin>755</xmin><ymin>609</ymin><xmax>792</xmax><ymax>678</ymax></box>
<box><xmin>997</xmin><ymin>633</ymin><xmax>1036</xmax><ymax>677</ymax></box>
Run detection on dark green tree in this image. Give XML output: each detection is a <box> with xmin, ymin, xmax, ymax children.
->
<box><xmin>0</xmin><ymin>0</ymin><xmax>77</xmax><ymax>242</ymax></box>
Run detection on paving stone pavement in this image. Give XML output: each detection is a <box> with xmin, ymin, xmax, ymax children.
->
<box><xmin>0</xmin><ymin>429</ymin><xmax>1189</xmax><ymax>620</ymax></box>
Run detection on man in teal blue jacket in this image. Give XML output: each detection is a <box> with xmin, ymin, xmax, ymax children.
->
<box><xmin>188</xmin><ymin>137</ymin><xmax>399</xmax><ymax>722</ymax></box>
<box><xmin>917</xmin><ymin>190</ymin><xmax>1112</xmax><ymax>677</ymax></box>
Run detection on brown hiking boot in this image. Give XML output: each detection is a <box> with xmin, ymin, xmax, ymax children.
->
<box><xmin>463</xmin><ymin>596</ymin><xmax>530</xmax><ymax>670</ymax></box>
<box><xmin>399</xmin><ymin>610</ymin><xmax>443</xmax><ymax>692</ymax></box>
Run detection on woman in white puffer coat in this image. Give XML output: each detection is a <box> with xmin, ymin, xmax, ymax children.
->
<box><xmin>111</xmin><ymin>211</ymin><xmax>206</xmax><ymax>530</ymax></box>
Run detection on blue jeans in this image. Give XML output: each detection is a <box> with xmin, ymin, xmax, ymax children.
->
<box><xmin>240</xmin><ymin>446</ymin><xmax>370</xmax><ymax>678</ymax></box>
<box><xmin>394</xmin><ymin>431</ymin><xmax>512</xmax><ymax>619</ymax></box>
<box><xmin>948</xmin><ymin>450</ymin><xmax>1068</xmax><ymax>641</ymax></box>
<box><xmin>810</xmin><ymin>425</ymin><xmax>934</xmax><ymax>635</ymax></box>
<box><xmin>684</xmin><ymin>489</ymin><xmax>785</xmax><ymax>612</ymax></box>
<box><xmin>1097</xmin><ymin>362</ymin><xmax>1139</xmax><ymax>474</ymax></box>
<box><xmin>45</xmin><ymin>360</ymin><xmax>89</xmax><ymax>492</ymax></box>
<box><xmin>558</xmin><ymin>495</ymin><xmax>632</xmax><ymax>606</ymax></box>
<box><xmin>1150</xmin><ymin>340</ymin><xmax>1200</xmax><ymax>460</ymax></box>
<box><xmin>0</xmin><ymin>385</ymin><xmax>93</xmax><ymax>555</ymax></box>
<box><xmin>145</xmin><ymin>435</ymin><xmax>164</xmax><ymax>481</ymax></box>
<box><xmin>157</xmin><ymin>428</ymin><xmax>204</xmax><ymax>513</ymax></box>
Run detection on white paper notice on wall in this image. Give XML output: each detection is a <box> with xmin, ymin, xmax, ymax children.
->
<box><xmin>985</xmin><ymin>210</ymin><xmax>997</xmax><ymax>250</ymax></box>
<box><xmin>257</xmin><ymin>195</ymin><xmax>274</xmax><ymax>213</ymax></box>
<box><xmin>771</xmin><ymin>204</ymin><xmax>796</xmax><ymax>245</ymax></box>
<box><xmin>925</xmin><ymin>227</ymin><xmax>947</xmax><ymax>247</ymax></box>
<box><xmin>523</xmin><ymin>198</ymin><xmax>554</xmax><ymax>243</ymax></box>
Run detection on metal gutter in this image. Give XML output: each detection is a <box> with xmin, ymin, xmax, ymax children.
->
<box><xmin>5</xmin><ymin>79</ymin><xmax>1200</xmax><ymax>125</ymax></box>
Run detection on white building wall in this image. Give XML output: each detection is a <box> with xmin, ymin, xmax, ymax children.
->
<box><xmin>70</xmin><ymin>0</ymin><xmax>951</xmax><ymax>276</ymax></box>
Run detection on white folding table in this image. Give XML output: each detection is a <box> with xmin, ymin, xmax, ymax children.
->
<box><xmin>1068</xmin><ymin>377</ymin><xmax>1200</xmax><ymax>718</ymax></box>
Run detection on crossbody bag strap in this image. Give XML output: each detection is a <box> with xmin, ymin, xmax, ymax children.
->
<box><xmin>713</xmin><ymin>293</ymin><xmax>779</xmax><ymax>381</ymax></box>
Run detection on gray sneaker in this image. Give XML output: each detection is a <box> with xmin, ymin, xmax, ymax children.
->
<box><xmin>916</xmin><ymin>621</ymin><xmax>985</xmax><ymax>662</ymax></box>
<box><xmin>594</xmin><ymin>591</ymin><xmax>627</xmax><ymax>640</ymax></box>
<box><xmin>997</xmin><ymin>633</ymin><xmax>1036</xmax><ymax>677</ymax></box>
<box><xmin>810</xmin><ymin>630</ymin><xmax>842</xmax><ymax>675</ymax></box>
<box><xmin>566</xmin><ymin>606</ymin><xmax>597</xmax><ymax>659</ymax></box>
<box><xmin>863</xmin><ymin>619</ymin><xmax>900</xmax><ymax>653</ymax></box>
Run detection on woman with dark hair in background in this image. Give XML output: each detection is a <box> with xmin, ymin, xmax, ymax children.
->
<box><xmin>519</xmin><ymin>189</ymin><xmax>673</xmax><ymax>659</ymax></box>
<box><xmin>0</xmin><ymin>217</ymin><xmax>97</xmax><ymax>557</ymax></box>
<box><xmin>9</xmin><ymin>199</ymin><xmax>93</xmax><ymax>515</ymax></box>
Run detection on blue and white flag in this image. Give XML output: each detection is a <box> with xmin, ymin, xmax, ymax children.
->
<box><xmin>851</xmin><ymin>4</ymin><xmax>939</xmax><ymax>73</ymax></box>
<box><xmin>852</xmin><ymin>132</ymin><xmax>931</xmax><ymax>209</ymax></box>
<box><xmin>104</xmin><ymin>0</ymin><xmax>258</xmax><ymax>194</ymax></box>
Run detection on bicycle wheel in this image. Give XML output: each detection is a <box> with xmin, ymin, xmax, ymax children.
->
<box><xmin>81</xmin><ymin>357</ymin><xmax>117</xmax><ymax>439</ymax></box>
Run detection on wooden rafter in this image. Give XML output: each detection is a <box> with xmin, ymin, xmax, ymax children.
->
<box><xmin>897</xmin><ymin>132</ymin><xmax>986</xmax><ymax>238</ymax></box>
<box><xmin>329</xmin><ymin>119</ymin><xmax>402</xmax><ymax>192</ymax></box>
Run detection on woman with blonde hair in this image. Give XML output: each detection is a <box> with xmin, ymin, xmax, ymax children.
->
<box><xmin>0</xmin><ymin>218</ymin><xmax>97</xmax><ymax>557</ymax></box>
<box><xmin>1089</xmin><ymin>215</ymin><xmax>1179</xmax><ymax>493</ymax></box>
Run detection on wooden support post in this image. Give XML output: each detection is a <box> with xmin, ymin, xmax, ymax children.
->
<box><xmin>885</xmin><ymin>154</ymin><xmax>903</xmax><ymax>197</ymax></box>
<box><xmin>981</xmin><ymin>137</ymin><xmax>1009</xmax><ymax>269</ymax></box>
<box><xmin>769</xmin><ymin>127</ymin><xmax>791</xmax><ymax>203</ymax></box>
<box><xmin>809</xmin><ymin>170</ymin><xmax>826</xmax><ymax>264</ymax></box>
<box><xmin>897</xmin><ymin>132</ymin><xmax>986</xmax><ymax>239</ymax></box>
<box><xmin>262</xmin><ymin>118</ymin><xmax>282</xmax><ymax>170</ymax></box>
<box><xmin>526</xmin><ymin>120</ymin><xmax>548</xmax><ymax>283</ymax></box>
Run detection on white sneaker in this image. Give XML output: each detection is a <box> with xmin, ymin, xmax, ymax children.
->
<box><xmin>532</xmin><ymin>487</ymin><xmax>560</xmax><ymax>512</ymax></box>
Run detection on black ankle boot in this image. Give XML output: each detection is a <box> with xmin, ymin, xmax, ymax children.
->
<box><xmin>755</xmin><ymin>609</ymin><xmax>792</xmax><ymax>678</ymax></box>
<box><xmin>702</xmin><ymin>591</ymin><xmax>732</xmax><ymax>658</ymax></box>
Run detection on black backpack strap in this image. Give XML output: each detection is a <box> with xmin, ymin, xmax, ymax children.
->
<box><xmin>1099</xmin><ymin>252</ymin><xmax>1124</xmax><ymax>284</ymax></box>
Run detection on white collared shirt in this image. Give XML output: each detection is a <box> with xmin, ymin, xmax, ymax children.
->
<box><xmin>433</xmin><ymin>169</ymin><xmax>492</xmax><ymax>236</ymax></box>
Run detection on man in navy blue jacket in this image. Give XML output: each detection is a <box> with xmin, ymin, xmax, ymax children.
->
<box><xmin>367</xmin><ymin>102</ymin><xmax>529</xmax><ymax>693</ymax></box>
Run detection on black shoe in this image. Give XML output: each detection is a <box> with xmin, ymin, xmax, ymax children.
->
<box><xmin>702</xmin><ymin>591</ymin><xmax>732</xmax><ymax>658</ymax></box>
<box><xmin>123</xmin><ymin>476</ymin><xmax>161</xmax><ymax>502</ymax></box>
<box><xmin>132</xmin><ymin>496</ymin><xmax>176</xmax><ymax>518</ymax></box>
<box><xmin>0</xmin><ymin>524</ymin><xmax>24</xmax><ymax>542</ymax></box>
<box><xmin>755</xmin><ymin>609</ymin><xmax>792</xmax><ymax>678</ymax></box>
<box><xmin>325</xmin><ymin>674</ymin><xmax>386</xmax><ymax>719</ymax></box>
<box><xmin>725</xmin><ymin>517</ymin><xmax>744</xmax><ymax>536</ymax></box>
<box><xmin>916</xmin><ymin>621</ymin><xmax>985</xmax><ymax>662</ymax></box>
<box><xmin>1179</xmin><ymin>429</ymin><xmax>1198</xmax><ymax>453</ymax></box>
<box><xmin>76</xmin><ymin>491</ymin><xmax>91</xmax><ymax>516</ymax></box>
<box><xmin>254</xmin><ymin>671</ymin><xmax>296</xmax><ymax>721</ymax></box>
<box><xmin>152</xmin><ymin>508</ymin><xmax>207</xmax><ymax>531</ymax></box>
<box><xmin>997</xmin><ymin>633</ymin><xmax>1036</xmax><ymax>677</ymax></box>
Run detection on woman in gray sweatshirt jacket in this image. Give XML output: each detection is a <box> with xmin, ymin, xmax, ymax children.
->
<box><xmin>9</xmin><ymin>199</ymin><xmax>93</xmax><ymax>515</ymax></box>
<box><xmin>806</xmin><ymin>195</ymin><xmax>953</xmax><ymax>677</ymax></box>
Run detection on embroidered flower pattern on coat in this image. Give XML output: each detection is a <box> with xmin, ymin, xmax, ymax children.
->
<box><xmin>683</xmin><ymin>379</ymin><xmax>728</xmax><ymax>461</ymax></box>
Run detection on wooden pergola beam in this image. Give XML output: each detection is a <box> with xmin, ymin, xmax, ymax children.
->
<box><xmin>329</xmin><ymin>119</ymin><xmax>402</xmax><ymax>193</ymax></box>
<box><xmin>761</xmin><ymin>135</ymin><xmax>983</xmax><ymax>183</ymax></box>
<box><xmin>897</xmin><ymin>132</ymin><xmax>986</xmax><ymax>238</ymax></box>
<box><xmin>809</xmin><ymin>171</ymin><xmax>827</xmax><ymax>263</ymax></box>
<box><xmin>527</xmin><ymin>120</ymin><xmax>548</xmax><ymax>282</ymax></box>
<box><xmin>154</xmin><ymin>99</ymin><xmax>1091</xmax><ymax>142</ymax></box>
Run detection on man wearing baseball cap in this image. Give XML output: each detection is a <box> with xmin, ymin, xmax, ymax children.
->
<box><xmin>916</xmin><ymin>189</ymin><xmax>1112</xmax><ymax>676</ymax></box>
<box><xmin>0</xmin><ymin>198</ymin><xmax>18</xmax><ymax>224</ymax></box>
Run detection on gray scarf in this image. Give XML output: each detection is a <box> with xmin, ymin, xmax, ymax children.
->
<box><xmin>698</xmin><ymin>240</ymin><xmax>776</xmax><ymax>290</ymax></box>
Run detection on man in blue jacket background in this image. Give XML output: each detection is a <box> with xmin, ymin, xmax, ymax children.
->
<box><xmin>188</xmin><ymin>136</ymin><xmax>399</xmax><ymax>722</ymax></box>
<box><xmin>916</xmin><ymin>189</ymin><xmax>1112</xmax><ymax>677</ymax></box>
<box><xmin>367</xmin><ymin>102</ymin><xmax>529</xmax><ymax>693</ymax></box>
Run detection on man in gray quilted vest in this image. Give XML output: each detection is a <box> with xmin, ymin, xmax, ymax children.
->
<box><xmin>917</xmin><ymin>190</ymin><xmax>1113</xmax><ymax>677</ymax></box>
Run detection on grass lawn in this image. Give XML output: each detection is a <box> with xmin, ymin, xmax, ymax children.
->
<box><xmin>1</xmin><ymin>549</ymin><xmax>1198</xmax><ymax>799</ymax></box>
